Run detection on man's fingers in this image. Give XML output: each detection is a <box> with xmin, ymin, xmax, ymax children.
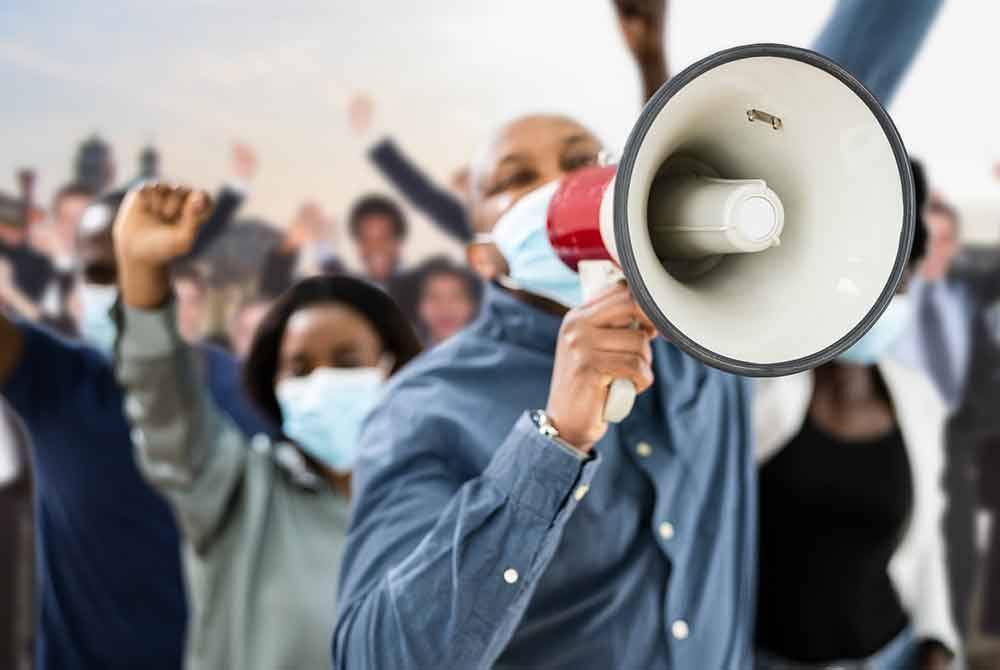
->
<box><xmin>582</xmin><ymin>325</ymin><xmax>653</xmax><ymax>361</ymax></box>
<box><xmin>179</xmin><ymin>191</ymin><xmax>211</xmax><ymax>235</ymax></box>
<box><xmin>148</xmin><ymin>183</ymin><xmax>171</xmax><ymax>216</ymax></box>
<box><xmin>160</xmin><ymin>186</ymin><xmax>189</xmax><ymax>222</ymax></box>
<box><xmin>590</xmin><ymin>352</ymin><xmax>655</xmax><ymax>394</ymax></box>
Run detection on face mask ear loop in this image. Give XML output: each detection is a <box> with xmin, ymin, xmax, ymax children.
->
<box><xmin>377</xmin><ymin>354</ymin><xmax>396</xmax><ymax>380</ymax></box>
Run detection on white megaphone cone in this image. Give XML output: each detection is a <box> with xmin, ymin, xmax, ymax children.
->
<box><xmin>547</xmin><ymin>44</ymin><xmax>915</xmax><ymax>423</ymax></box>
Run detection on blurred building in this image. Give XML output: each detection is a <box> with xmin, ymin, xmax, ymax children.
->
<box><xmin>74</xmin><ymin>135</ymin><xmax>113</xmax><ymax>194</ymax></box>
<box><xmin>0</xmin><ymin>170</ymin><xmax>35</xmax><ymax>230</ymax></box>
<box><xmin>138</xmin><ymin>145</ymin><xmax>159</xmax><ymax>180</ymax></box>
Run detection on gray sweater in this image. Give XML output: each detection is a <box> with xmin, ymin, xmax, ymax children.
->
<box><xmin>116</xmin><ymin>303</ymin><xmax>349</xmax><ymax>670</ymax></box>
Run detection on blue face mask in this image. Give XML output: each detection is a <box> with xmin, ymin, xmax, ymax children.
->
<box><xmin>78</xmin><ymin>282</ymin><xmax>119</xmax><ymax>356</ymax></box>
<box><xmin>484</xmin><ymin>181</ymin><xmax>583</xmax><ymax>308</ymax></box>
<box><xmin>275</xmin><ymin>366</ymin><xmax>385</xmax><ymax>473</ymax></box>
<box><xmin>837</xmin><ymin>294</ymin><xmax>913</xmax><ymax>365</ymax></box>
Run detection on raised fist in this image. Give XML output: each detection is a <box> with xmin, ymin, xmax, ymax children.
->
<box><xmin>114</xmin><ymin>183</ymin><xmax>212</xmax><ymax>268</ymax></box>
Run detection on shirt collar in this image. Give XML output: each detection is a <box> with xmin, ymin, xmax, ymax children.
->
<box><xmin>471</xmin><ymin>282</ymin><xmax>564</xmax><ymax>354</ymax></box>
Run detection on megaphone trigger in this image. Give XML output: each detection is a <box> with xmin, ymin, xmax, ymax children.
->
<box><xmin>578</xmin><ymin>260</ymin><xmax>641</xmax><ymax>424</ymax></box>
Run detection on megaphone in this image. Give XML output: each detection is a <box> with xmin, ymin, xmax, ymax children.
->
<box><xmin>547</xmin><ymin>44</ymin><xmax>914</xmax><ymax>422</ymax></box>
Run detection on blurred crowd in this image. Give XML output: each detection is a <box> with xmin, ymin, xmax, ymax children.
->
<box><xmin>1</xmin><ymin>1</ymin><xmax>999</xmax><ymax>669</ymax></box>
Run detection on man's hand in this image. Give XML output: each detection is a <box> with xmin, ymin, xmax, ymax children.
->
<box><xmin>114</xmin><ymin>183</ymin><xmax>212</xmax><ymax>309</ymax></box>
<box><xmin>349</xmin><ymin>94</ymin><xmax>374</xmax><ymax>136</ymax></box>
<box><xmin>546</xmin><ymin>283</ymin><xmax>656</xmax><ymax>452</ymax></box>
<box><xmin>231</xmin><ymin>143</ymin><xmax>257</xmax><ymax>182</ymax></box>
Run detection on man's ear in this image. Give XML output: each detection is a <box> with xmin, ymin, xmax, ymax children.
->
<box><xmin>466</xmin><ymin>243</ymin><xmax>505</xmax><ymax>281</ymax></box>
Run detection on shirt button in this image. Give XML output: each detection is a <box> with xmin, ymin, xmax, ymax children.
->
<box><xmin>503</xmin><ymin>568</ymin><xmax>519</xmax><ymax>584</ymax></box>
<box><xmin>658</xmin><ymin>521</ymin><xmax>675</xmax><ymax>540</ymax></box>
<box><xmin>671</xmin><ymin>619</ymin><xmax>689</xmax><ymax>640</ymax></box>
<box><xmin>125</xmin><ymin>396</ymin><xmax>144</xmax><ymax>419</ymax></box>
<box><xmin>130</xmin><ymin>428</ymin><xmax>146</xmax><ymax>447</ymax></box>
<box><xmin>636</xmin><ymin>441</ymin><xmax>652</xmax><ymax>458</ymax></box>
<box><xmin>573</xmin><ymin>485</ymin><xmax>589</xmax><ymax>501</ymax></box>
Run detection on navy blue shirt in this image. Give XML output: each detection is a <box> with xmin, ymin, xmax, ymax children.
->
<box><xmin>334</xmin><ymin>284</ymin><xmax>756</xmax><ymax>669</ymax></box>
<box><xmin>1</xmin><ymin>321</ymin><xmax>270</xmax><ymax>670</ymax></box>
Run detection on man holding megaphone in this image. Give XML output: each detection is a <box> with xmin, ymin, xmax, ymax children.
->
<box><xmin>334</xmin><ymin>37</ymin><xmax>925</xmax><ymax>668</ymax></box>
<box><xmin>333</xmin><ymin>112</ymin><xmax>756</xmax><ymax>669</ymax></box>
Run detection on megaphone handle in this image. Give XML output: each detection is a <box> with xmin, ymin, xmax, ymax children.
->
<box><xmin>577</xmin><ymin>260</ymin><xmax>639</xmax><ymax>424</ymax></box>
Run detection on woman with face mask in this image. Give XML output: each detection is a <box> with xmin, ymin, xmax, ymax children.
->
<box><xmin>752</xmin><ymin>164</ymin><xmax>960</xmax><ymax>670</ymax></box>
<box><xmin>111</xmin><ymin>183</ymin><xmax>421</xmax><ymax>670</ymax></box>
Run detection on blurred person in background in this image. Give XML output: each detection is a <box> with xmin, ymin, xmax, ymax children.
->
<box><xmin>333</xmin><ymin>113</ymin><xmax>754</xmax><ymax>669</ymax></box>
<box><xmin>0</xmin><ymin>188</ymin><xmax>267</xmax><ymax>670</ymax></box>
<box><xmin>892</xmin><ymin>162</ymin><xmax>1000</xmax><ymax>639</ymax></box>
<box><xmin>753</xmin><ymin>170</ymin><xmax>959</xmax><ymax>670</ymax></box>
<box><xmin>171</xmin><ymin>261</ymin><xmax>210</xmax><ymax>343</ymax></box>
<box><xmin>414</xmin><ymin>255</ymin><xmax>480</xmax><ymax>345</ymax></box>
<box><xmin>0</xmin><ymin>204</ymin><xmax>53</xmax><ymax>309</ymax></box>
<box><xmin>228</xmin><ymin>294</ymin><xmax>273</xmax><ymax>360</ymax></box>
<box><xmin>0</xmin><ymin>403</ymin><xmax>33</xmax><ymax>670</ymax></box>
<box><xmin>350</xmin><ymin>94</ymin><xmax>472</xmax><ymax>242</ymax></box>
<box><xmin>347</xmin><ymin>193</ymin><xmax>420</xmax><ymax>319</ymax></box>
<box><xmin>112</xmin><ymin>184</ymin><xmax>421</xmax><ymax>670</ymax></box>
<box><xmin>47</xmin><ymin>182</ymin><xmax>95</xmax><ymax>273</ymax></box>
<box><xmin>259</xmin><ymin>202</ymin><xmax>344</xmax><ymax>298</ymax></box>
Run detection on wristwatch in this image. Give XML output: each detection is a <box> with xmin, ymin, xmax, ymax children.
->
<box><xmin>530</xmin><ymin>409</ymin><xmax>590</xmax><ymax>461</ymax></box>
<box><xmin>531</xmin><ymin>409</ymin><xmax>561</xmax><ymax>439</ymax></box>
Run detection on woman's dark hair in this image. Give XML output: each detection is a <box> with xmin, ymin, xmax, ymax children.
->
<box><xmin>909</xmin><ymin>158</ymin><xmax>928</xmax><ymax>266</ymax></box>
<box><xmin>348</xmin><ymin>194</ymin><xmax>408</xmax><ymax>240</ymax></box>
<box><xmin>243</xmin><ymin>275</ymin><xmax>422</xmax><ymax>426</ymax></box>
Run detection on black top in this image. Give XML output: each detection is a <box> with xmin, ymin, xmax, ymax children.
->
<box><xmin>756</xmin><ymin>414</ymin><xmax>913</xmax><ymax>662</ymax></box>
<box><xmin>0</xmin><ymin>240</ymin><xmax>53</xmax><ymax>302</ymax></box>
<box><xmin>368</xmin><ymin>137</ymin><xmax>472</xmax><ymax>243</ymax></box>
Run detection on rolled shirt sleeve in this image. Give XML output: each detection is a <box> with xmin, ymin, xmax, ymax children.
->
<box><xmin>333</xmin><ymin>408</ymin><xmax>600</xmax><ymax>670</ymax></box>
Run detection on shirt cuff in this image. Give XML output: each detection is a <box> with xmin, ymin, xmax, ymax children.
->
<box><xmin>119</xmin><ymin>301</ymin><xmax>182</xmax><ymax>359</ymax></box>
<box><xmin>482</xmin><ymin>411</ymin><xmax>600</xmax><ymax>522</ymax></box>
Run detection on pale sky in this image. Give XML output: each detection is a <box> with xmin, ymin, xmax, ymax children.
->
<box><xmin>2</xmin><ymin>1</ymin><xmax>998</xmax><ymax>268</ymax></box>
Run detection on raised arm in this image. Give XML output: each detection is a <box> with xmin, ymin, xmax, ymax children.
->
<box><xmin>613</xmin><ymin>0</ymin><xmax>669</xmax><ymax>104</ymax></box>
<box><xmin>349</xmin><ymin>94</ymin><xmax>472</xmax><ymax>242</ymax></box>
<box><xmin>180</xmin><ymin>143</ymin><xmax>255</xmax><ymax>260</ymax></box>
<box><xmin>811</xmin><ymin>0</ymin><xmax>943</xmax><ymax>107</ymax></box>
<box><xmin>114</xmin><ymin>183</ymin><xmax>249</xmax><ymax>551</ymax></box>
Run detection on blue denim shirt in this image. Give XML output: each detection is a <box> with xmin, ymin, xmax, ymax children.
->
<box><xmin>333</xmin><ymin>284</ymin><xmax>755</xmax><ymax>669</ymax></box>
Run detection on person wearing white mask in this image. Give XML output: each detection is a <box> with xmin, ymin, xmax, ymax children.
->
<box><xmin>111</xmin><ymin>183</ymin><xmax>422</xmax><ymax>670</ymax></box>
<box><xmin>752</xmin><ymin>179</ymin><xmax>961</xmax><ymax>670</ymax></box>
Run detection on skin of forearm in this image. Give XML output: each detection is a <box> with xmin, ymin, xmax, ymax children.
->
<box><xmin>641</xmin><ymin>55</ymin><xmax>668</xmax><ymax>103</ymax></box>
<box><xmin>118</xmin><ymin>260</ymin><xmax>171</xmax><ymax>310</ymax></box>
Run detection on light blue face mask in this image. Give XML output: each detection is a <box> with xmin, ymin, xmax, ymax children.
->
<box><xmin>483</xmin><ymin>181</ymin><xmax>583</xmax><ymax>308</ymax></box>
<box><xmin>276</xmin><ymin>366</ymin><xmax>385</xmax><ymax>473</ymax></box>
<box><xmin>837</xmin><ymin>294</ymin><xmax>913</xmax><ymax>365</ymax></box>
<box><xmin>78</xmin><ymin>282</ymin><xmax>119</xmax><ymax>356</ymax></box>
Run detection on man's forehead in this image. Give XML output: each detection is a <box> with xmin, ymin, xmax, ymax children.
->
<box><xmin>492</xmin><ymin>117</ymin><xmax>595</xmax><ymax>157</ymax></box>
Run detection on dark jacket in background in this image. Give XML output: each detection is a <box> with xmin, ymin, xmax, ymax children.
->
<box><xmin>368</xmin><ymin>138</ymin><xmax>471</xmax><ymax>243</ymax></box>
<box><xmin>0</xmin><ymin>242</ymin><xmax>53</xmax><ymax>303</ymax></box>
<box><xmin>0</xmin><ymin>404</ymin><xmax>33</xmax><ymax>670</ymax></box>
